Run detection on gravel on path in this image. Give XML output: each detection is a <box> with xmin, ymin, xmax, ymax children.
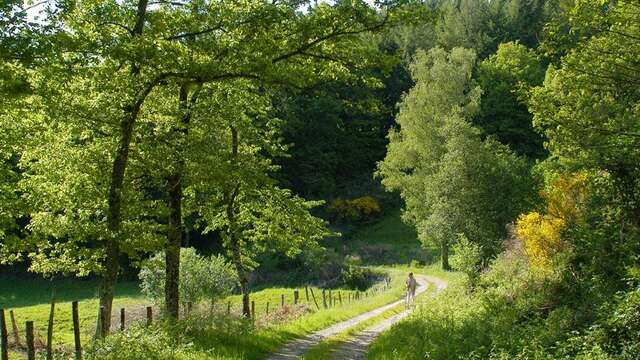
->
<box><xmin>328</xmin><ymin>275</ymin><xmax>447</xmax><ymax>360</ymax></box>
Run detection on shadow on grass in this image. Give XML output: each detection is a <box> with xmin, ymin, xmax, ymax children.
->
<box><xmin>0</xmin><ymin>275</ymin><xmax>141</xmax><ymax>308</ymax></box>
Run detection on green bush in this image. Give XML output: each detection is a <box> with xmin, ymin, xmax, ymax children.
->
<box><xmin>139</xmin><ymin>248</ymin><xmax>238</xmax><ymax>306</ymax></box>
<box><xmin>300</xmin><ymin>245</ymin><xmax>343</xmax><ymax>281</ymax></box>
<box><xmin>85</xmin><ymin>312</ymin><xmax>259</xmax><ymax>360</ymax></box>
<box><xmin>340</xmin><ymin>255</ymin><xmax>383</xmax><ymax>290</ymax></box>
<box><xmin>450</xmin><ymin>234</ymin><xmax>483</xmax><ymax>286</ymax></box>
<box><xmin>553</xmin><ymin>288</ymin><xmax>640</xmax><ymax>360</ymax></box>
<box><xmin>86</xmin><ymin>326</ymin><xmax>195</xmax><ymax>360</ymax></box>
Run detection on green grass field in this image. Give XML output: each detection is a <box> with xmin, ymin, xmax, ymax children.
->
<box><xmin>0</xmin><ymin>211</ymin><xmax>438</xmax><ymax>359</ymax></box>
<box><xmin>0</xmin><ymin>279</ymin><xmax>382</xmax><ymax>358</ymax></box>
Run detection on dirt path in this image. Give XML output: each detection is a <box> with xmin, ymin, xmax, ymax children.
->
<box><xmin>328</xmin><ymin>275</ymin><xmax>447</xmax><ymax>360</ymax></box>
<box><xmin>266</xmin><ymin>275</ymin><xmax>445</xmax><ymax>360</ymax></box>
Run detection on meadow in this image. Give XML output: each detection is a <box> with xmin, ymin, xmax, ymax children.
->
<box><xmin>0</xmin><ymin>213</ymin><xmax>442</xmax><ymax>359</ymax></box>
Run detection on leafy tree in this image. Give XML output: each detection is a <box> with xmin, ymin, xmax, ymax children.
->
<box><xmin>392</xmin><ymin>0</ymin><xmax>560</xmax><ymax>63</ymax></box>
<box><xmin>475</xmin><ymin>41</ymin><xmax>545</xmax><ymax>157</ymax></box>
<box><xmin>378</xmin><ymin>47</ymin><xmax>531</xmax><ymax>269</ymax></box>
<box><xmin>0</xmin><ymin>0</ymin><xmax>53</xmax><ymax>96</ymax></box>
<box><xmin>270</xmin><ymin>31</ymin><xmax>415</xmax><ymax>200</ymax></box>
<box><xmin>148</xmin><ymin>1</ymin><xmax>403</xmax><ymax>320</ymax></box>
<box><xmin>494</xmin><ymin>0</ymin><xmax>558</xmax><ymax>49</ymax></box>
<box><xmin>529</xmin><ymin>0</ymin><xmax>640</xmax><ymax>227</ymax></box>
<box><xmin>0</xmin><ymin>113</ymin><xmax>22</xmax><ymax>264</ymax></box>
<box><xmin>13</xmin><ymin>0</ymin><xmax>403</xmax><ymax>329</ymax></box>
<box><xmin>435</xmin><ymin>0</ymin><xmax>496</xmax><ymax>58</ymax></box>
<box><xmin>0</xmin><ymin>0</ymin><xmax>60</xmax><ymax>262</ymax></box>
<box><xmin>178</xmin><ymin>82</ymin><xmax>331</xmax><ymax>317</ymax></box>
<box><xmin>19</xmin><ymin>76</ymin><xmax>165</xmax><ymax>277</ymax></box>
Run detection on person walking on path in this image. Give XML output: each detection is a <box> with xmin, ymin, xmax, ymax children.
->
<box><xmin>405</xmin><ymin>272</ymin><xmax>418</xmax><ymax>307</ymax></box>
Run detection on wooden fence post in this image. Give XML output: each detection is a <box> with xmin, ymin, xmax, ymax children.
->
<box><xmin>227</xmin><ymin>301</ymin><xmax>231</xmax><ymax>315</ymax></box>
<box><xmin>328</xmin><ymin>290</ymin><xmax>332</xmax><ymax>307</ymax></box>
<box><xmin>9</xmin><ymin>310</ymin><xmax>20</xmax><ymax>348</ymax></box>
<box><xmin>280</xmin><ymin>294</ymin><xmax>285</xmax><ymax>308</ymax></box>
<box><xmin>47</xmin><ymin>300</ymin><xmax>55</xmax><ymax>360</ymax></box>
<box><xmin>72</xmin><ymin>301</ymin><xmax>82</xmax><ymax>360</ymax></box>
<box><xmin>146</xmin><ymin>306</ymin><xmax>152</xmax><ymax>326</ymax></box>
<box><xmin>309</xmin><ymin>288</ymin><xmax>320</xmax><ymax>310</ymax></box>
<box><xmin>251</xmin><ymin>301</ymin><xmax>255</xmax><ymax>321</ymax></box>
<box><xmin>120</xmin><ymin>308</ymin><xmax>125</xmax><ymax>331</ymax></box>
<box><xmin>294</xmin><ymin>290</ymin><xmax>299</xmax><ymax>305</ymax></box>
<box><xmin>305</xmin><ymin>286</ymin><xmax>309</xmax><ymax>302</ymax></box>
<box><xmin>321</xmin><ymin>289</ymin><xmax>327</xmax><ymax>309</ymax></box>
<box><xmin>0</xmin><ymin>309</ymin><xmax>8</xmax><ymax>360</ymax></box>
<box><xmin>339</xmin><ymin>292</ymin><xmax>342</xmax><ymax>306</ymax></box>
<box><xmin>266</xmin><ymin>302</ymin><xmax>269</xmax><ymax>315</ymax></box>
<box><xmin>26</xmin><ymin>321</ymin><xmax>35</xmax><ymax>360</ymax></box>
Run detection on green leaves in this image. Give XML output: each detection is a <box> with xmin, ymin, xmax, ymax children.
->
<box><xmin>529</xmin><ymin>1</ymin><xmax>640</xmax><ymax>183</ymax></box>
<box><xmin>475</xmin><ymin>41</ymin><xmax>545</xmax><ymax>157</ymax></box>
<box><xmin>2</xmin><ymin>0</ymin><xmax>402</xmax><ymax>279</ymax></box>
<box><xmin>139</xmin><ymin>248</ymin><xmax>238</xmax><ymax>305</ymax></box>
<box><xmin>189</xmin><ymin>83</ymin><xmax>331</xmax><ymax>273</ymax></box>
<box><xmin>378</xmin><ymin>47</ymin><xmax>532</xmax><ymax>266</ymax></box>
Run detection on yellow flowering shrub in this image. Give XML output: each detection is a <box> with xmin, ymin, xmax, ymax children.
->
<box><xmin>328</xmin><ymin>196</ymin><xmax>382</xmax><ymax>221</ymax></box>
<box><xmin>516</xmin><ymin>212</ymin><xmax>566</xmax><ymax>270</ymax></box>
<box><xmin>541</xmin><ymin>172</ymin><xmax>588</xmax><ymax>223</ymax></box>
<box><xmin>515</xmin><ymin>173</ymin><xmax>588</xmax><ymax>271</ymax></box>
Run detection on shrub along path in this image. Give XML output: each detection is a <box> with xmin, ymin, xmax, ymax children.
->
<box><xmin>267</xmin><ymin>274</ymin><xmax>445</xmax><ymax>359</ymax></box>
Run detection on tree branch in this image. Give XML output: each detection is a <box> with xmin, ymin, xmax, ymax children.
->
<box><xmin>97</xmin><ymin>22</ymin><xmax>134</xmax><ymax>35</ymax></box>
<box><xmin>271</xmin><ymin>13</ymin><xmax>389</xmax><ymax>64</ymax></box>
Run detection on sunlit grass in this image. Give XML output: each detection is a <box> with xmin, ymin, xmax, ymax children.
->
<box><xmin>0</xmin><ymin>212</ymin><xmax>445</xmax><ymax>359</ymax></box>
<box><xmin>301</xmin><ymin>265</ymin><xmax>454</xmax><ymax>360</ymax></box>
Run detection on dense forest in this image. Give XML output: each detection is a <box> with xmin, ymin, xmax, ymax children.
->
<box><xmin>1</xmin><ymin>0</ymin><xmax>639</xmax><ymax>359</ymax></box>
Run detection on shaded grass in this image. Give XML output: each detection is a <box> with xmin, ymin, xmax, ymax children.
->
<box><xmin>0</xmin><ymin>276</ymin><xmax>141</xmax><ymax>309</ymax></box>
<box><xmin>325</xmin><ymin>210</ymin><xmax>439</xmax><ymax>266</ymax></box>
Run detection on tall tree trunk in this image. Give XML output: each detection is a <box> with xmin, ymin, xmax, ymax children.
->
<box><xmin>228</xmin><ymin>194</ymin><xmax>250</xmax><ymax>317</ymax></box>
<box><xmin>165</xmin><ymin>173</ymin><xmax>182</xmax><ymax>319</ymax></box>
<box><xmin>164</xmin><ymin>84</ymin><xmax>200</xmax><ymax>320</ymax></box>
<box><xmin>441</xmin><ymin>239</ymin><xmax>450</xmax><ymax>270</ymax></box>
<box><xmin>227</xmin><ymin>200</ymin><xmax>249</xmax><ymax>316</ymax></box>
<box><xmin>230</xmin><ymin>230</ymin><xmax>250</xmax><ymax>317</ymax></box>
<box><xmin>237</xmin><ymin>265</ymin><xmax>251</xmax><ymax>317</ymax></box>
<box><xmin>97</xmin><ymin>0</ymin><xmax>149</xmax><ymax>338</ymax></box>
<box><xmin>96</xmin><ymin>239</ymin><xmax>119</xmax><ymax>337</ymax></box>
<box><xmin>226</xmin><ymin>126</ymin><xmax>250</xmax><ymax>316</ymax></box>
